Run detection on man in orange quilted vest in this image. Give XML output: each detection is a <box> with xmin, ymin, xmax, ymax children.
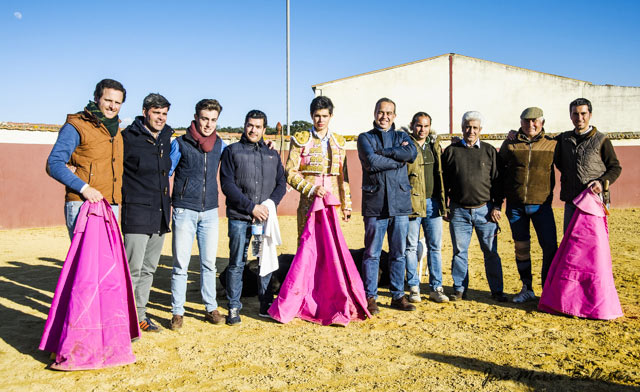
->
<box><xmin>46</xmin><ymin>79</ymin><xmax>126</xmax><ymax>239</ymax></box>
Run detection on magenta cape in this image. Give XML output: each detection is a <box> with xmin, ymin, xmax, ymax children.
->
<box><xmin>538</xmin><ymin>189</ymin><xmax>623</xmax><ymax>320</ymax></box>
<box><xmin>268</xmin><ymin>193</ymin><xmax>371</xmax><ymax>325</ymax></box>
<box><xmin>39</xmin><ymin>200</ymin><xmax>140</xmax><ymax>370</ymax></box>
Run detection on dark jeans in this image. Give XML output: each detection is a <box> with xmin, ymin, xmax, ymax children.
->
<box><xmin>506</xmin><ymin>202</ymin><xmax>558</xmax><ymax>287</ymax></box>
<box><xmin>226</xmin><ymin>219</ymin><xmax>272</xmax><ymax>310</ymax></box>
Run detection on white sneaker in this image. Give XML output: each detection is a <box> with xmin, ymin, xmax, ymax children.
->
<box><xmin>512</xmin><ymin>285</ymin><xmax>536</xmax><ymax>303</ymax></box>
<box><xmin>429</xmin><ymin>287</ymin><xmax>450</xmax><ymax>303</ymax></box>
<box><xmin>408</xmin><ymin>286</ymin><xmax>422</xmax><ymax>303</ymax></box>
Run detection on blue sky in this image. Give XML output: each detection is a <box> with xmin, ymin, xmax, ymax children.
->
<box><xmin>1</xmin><ymin>0</ymin><xmax>639</xmax><ymax>128</ymax></box>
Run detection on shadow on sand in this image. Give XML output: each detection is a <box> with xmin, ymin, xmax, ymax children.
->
<box><xmin>0</xmin><ymin>259</ymin><xmax>67</xmax><ymax>365</ymax></box>
<box><xmin>418</xmin><ymin>351</ymin><xmax>639</xmax><ymax>391</ymax></box>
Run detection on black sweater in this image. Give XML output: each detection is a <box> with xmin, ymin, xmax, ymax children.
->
<box><xmin>441</xmin><ymin>141</ymin><xmax>503</xmax><ymax>208</ymax></box>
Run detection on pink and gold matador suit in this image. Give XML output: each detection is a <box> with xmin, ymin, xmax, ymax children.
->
<box><xmin>285</xmin><ymin>130</ymin><xmax>352</xmax><ymax>240</ymax></box>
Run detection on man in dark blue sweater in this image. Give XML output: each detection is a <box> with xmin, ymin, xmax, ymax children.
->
<box><xmin>441</xmin><ymin>111</ymin><xmax>507</xmax><ymax>302</ymax></box>
<box><xmin>220</xmin><ymin>110</ymin><xmax>286</xmax><ymax>325</ymax></box>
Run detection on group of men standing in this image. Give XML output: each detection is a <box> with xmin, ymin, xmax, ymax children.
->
<box><xmin>47</xmin><ymin>78</ymin><xmax>622</xmax><ymax>329</ymax></box>
<box><xmin>47</xmin><ymin>79</ymin><xmax>286</xmax><ymax>332</ymax></box>
<box><xmin>357</xmin><ymin>97</ymin><xmax>621</xmax><ymax>316</ymax></box>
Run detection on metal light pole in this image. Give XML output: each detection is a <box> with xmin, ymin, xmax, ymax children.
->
<box><xmin>286</xmin><ymin>0</ymin><xmax>290</xmax><ymax>136</ymax></box>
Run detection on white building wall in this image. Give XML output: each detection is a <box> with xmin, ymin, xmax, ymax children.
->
<box><xmin>314</xmin><ymin>54</ymin><xmax>640</xmax><ymax>135</ymax></box>
<box><xmin>0</xmin><ymin>129</ymin><xmax>58</xmax><ymax>144</ymax></box>
<box><xmin>314</xmin><ymin>55</ymin><xmax>451</xmax><ymax>135</ymax></box>
<box><xmin>584</xmin><ymin>84</ymin><xmax>640</xmax><ymax>132</ymax></box>
<box><xmin>451</xmin><ymin>56</ymin><xmax>589</xmax><ymax>133</ymax></box>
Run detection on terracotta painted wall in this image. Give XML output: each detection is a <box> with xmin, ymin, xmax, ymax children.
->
<box><xmin>0</xmin><ymin>144</ymin><xmax>636</xmax><ymax>229</ymax></box>
<box><xmin>548</xmin><ymin>146</ymin><xmax>637</xmax><ymax>208</ymax></box>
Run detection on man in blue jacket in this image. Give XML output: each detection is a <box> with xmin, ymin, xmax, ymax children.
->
<box><xmin>357</xmin><ymin>98</ymin><xmax>418</xmax><ymax>314</ymax></box>
<box><xmin>169</xmin><ymin>99</ymin><xmax>226</xmax><ymax>330</ymax></box>
<box><xmin>121</xmin><ymin>93</ymin><xmax>173</xmax><ymax>332</ymax></box>
<box><xmin>220</xmin><ymin>110</ymin><xmax>286</xmax><ymax>325</ymax></box>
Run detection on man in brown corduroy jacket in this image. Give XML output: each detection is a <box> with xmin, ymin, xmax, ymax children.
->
<box><xmin>499</xmin><ymin>107</ymin><xmax>558</xmax><ymax>304</ymax></box>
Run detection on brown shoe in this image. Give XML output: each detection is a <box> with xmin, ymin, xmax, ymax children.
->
<box><xmin>390</xmin><ymin>296</ymin><xmax>417</xmax><ymax>311</ymax></box>
<box><xmin>367</xmin><ymin>297</ymin><xmax>380</xmax><ymax>315</ymax></box>
<box><xmin>205</xmin><ymin>309</ymin><xmax>224</xmax><ymax>324</ymax></box>
<box><xmin>170</xmin><ymin>314</ymin><xmax>183</xmax><ymax>330</ymax></box>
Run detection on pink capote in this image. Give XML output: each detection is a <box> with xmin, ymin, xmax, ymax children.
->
<box><xmin>39</xmin><ymin>200</ymin><xmax>140</xmax><ymax>370</ymax></box>
<box><xmin>538</xmin><ymin>189</ymin><xmax>623</xmax><ymax>320</ymax></box>
<box><xmin>268</xmin><ymin>193</ymin><xmax>371</xmax><ymax>325</ymax></box>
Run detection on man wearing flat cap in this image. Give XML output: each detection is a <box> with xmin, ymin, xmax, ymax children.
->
<box><xmin>498</xmin><ymin>107</ymin><xmax>558</xmax><ymax>303</ymax></box>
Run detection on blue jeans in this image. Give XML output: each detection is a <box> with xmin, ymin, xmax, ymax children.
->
<box><xmin>449</xmin><ymin>203</ymin><xmax>503</xmax><ymax>294</ymax></box>
<box><xmin>171</xmin><ymin>207</ymin><xmax>219</xmax><ymax>315</ymax></box>
<box><xmin>362</xmin><ymin>215</ymin><xmax>409</xmax><ymax>300</ymax></box>
<box><xmin>406</xmin><ymin>198</ymin><xmax>443</xmax><ymax>291</ymax></box>
<box><xmin>65</xmin><ymin>201</ymin><xmax>119</xmax><ymax>240</ymax></box>
<box><xmin>506</xmin><ymin>202</ymin><xmax>557</xmax><ymax>287</ymax></box>
<box><xmin>226</xmin><ymin>219</ymin><xmax>272</xmax><ymax>310</ymax></box>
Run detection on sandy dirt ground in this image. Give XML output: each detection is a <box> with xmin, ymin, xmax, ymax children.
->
<box><xmin>0</xmin><ymin>209</ymin><xmax>639</xmax><ymax>391</ymax></box>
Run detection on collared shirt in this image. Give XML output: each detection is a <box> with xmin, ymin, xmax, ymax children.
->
<box><xmin>311</xmin><ymin>127</ymin><xmax>331</xmax><ymax>155</ymax></box>
<box><xmin>460</xmin><ymin>138</ymin><xmax>481</xmax><ymax>148</ymax></box>
<box><xmin>574</xmin><ymin>125</ymin><xmax>593</xmax><ymax>136</ymax></box>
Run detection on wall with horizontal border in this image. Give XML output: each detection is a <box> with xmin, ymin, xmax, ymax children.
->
<box><xmin>0</xmin><ymin>138</ymin><xmax>637</xmax><ymax>229</ymax></box>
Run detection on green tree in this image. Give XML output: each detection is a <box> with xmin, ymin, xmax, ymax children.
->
<box><xmin>288</xmin><ymin>120</ymin><xmax>312</xmax><ymax>134</ymax></box>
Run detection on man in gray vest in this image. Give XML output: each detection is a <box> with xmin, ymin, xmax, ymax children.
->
<box><xmin>554</xmin><ymin>98</ymin><xmax>622</xmax><ymax>232</ymax></box>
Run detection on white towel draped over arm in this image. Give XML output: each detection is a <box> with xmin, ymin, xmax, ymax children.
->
<box><xmin>259</xmin><ymin>199</ymin><xmax>281</xmax><ymax>276</ymax></box>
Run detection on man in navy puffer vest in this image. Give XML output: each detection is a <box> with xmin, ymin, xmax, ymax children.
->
<box><xmin>169</xmin><ymin>99</ymin><xmax>226</xmax><ymax>330</ymax></box>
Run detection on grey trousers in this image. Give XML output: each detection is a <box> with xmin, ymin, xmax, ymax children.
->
<box><xmin>125</xmin><ymin>233</ymin><xmax>166</xmax><ymax>321</ymax></box>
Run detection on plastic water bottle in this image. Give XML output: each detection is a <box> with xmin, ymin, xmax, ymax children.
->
<box><xmin>251</xmin><ymin>221</ymin><xmax>264</xmax><ymax>257</ymax></box>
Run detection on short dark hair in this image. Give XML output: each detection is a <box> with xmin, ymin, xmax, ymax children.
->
<box><xmin>375</xmin><ymin>97</ymin><xmax>396</xmax><ymax>114</ymax></box>
<box><xmin>245</xmin><ymin>110</ymin><xmax>267</xmax><ymax>128</ymax></box>
<box><xmin>310</xmin><ymin>96</ymin><xmax>334</xmax><ymax>115</ymax></box>
<box><xmin>570</xmin><ymin>98</ymin><xmax>592</xmax><ymax>113</ymax></box>
<box><xmin>93</xmin><ymin>79</ymin><xmax>126</xmax><ymax>103</ymax></box>
<box><xmin>142</xmin><ymin>93</ymin><xmax>170</xmax><ymax>111</ymax></box>
<box><xmin>195</xmin><ymin>99</ymin><xmax>223</xmax><ymax>117</ymax></box>
<box><xmin>410</xmin><ymin>111</ymin><xmax>432</xmax><ymax>128</ymax></box>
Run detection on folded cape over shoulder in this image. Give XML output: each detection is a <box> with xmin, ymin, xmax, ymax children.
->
<box><xmin>268</xmin><ymin>193</ymin><xmax>371</xmax><ymax>325</ymax></box>
<box><xmin>538</xmin><ymin>189</ymin><xmax>623</xmax><ymax>320</ymax></box>
<box><xmin>39</xmin><ymin>200</ymin><xmax>139</xmax><ymax>370</ymax></box>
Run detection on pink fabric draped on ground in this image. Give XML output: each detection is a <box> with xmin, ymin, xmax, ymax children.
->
<box><xmin>538</xmin><ymin>189</ymin><xmax>623</xmax><ymax>320</ymax></box>
<box><xmin>39</xmin><ymin>200</ymin><xmax>139</xmax><ymax>370</ymax></box>
<box><xmin>269</xmin><ymin>193</ymin><xmax>371</xmax><ymax>325</ymax></box>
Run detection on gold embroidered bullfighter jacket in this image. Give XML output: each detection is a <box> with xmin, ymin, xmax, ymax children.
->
<box><xmin>285</xmin><ymin>129</ymin><xmax>352</xmax><ymax>239</ymax></box>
